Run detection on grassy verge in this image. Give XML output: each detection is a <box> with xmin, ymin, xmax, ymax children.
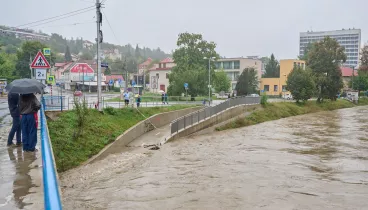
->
<box><xmin>216</xmin><ymin>99</ymin><xmax>368</xmax><ymax>131</ymax></box>
<box><xmin>48</xmin><ymin>105</ymin><xmax>197</xmax><ymax>172</ymax></box>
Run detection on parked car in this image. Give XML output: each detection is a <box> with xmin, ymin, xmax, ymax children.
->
<box><xmin>282</xmin><ymin>93</ymin><xmax>293</xmax><ymax>100</ymax></box>
<box><xmin>43</xmin><ymin>86</ymin><xmax>50</xmax><ymax>94</ymax></box>
<box><xmin>249</xmin><ymin>94</ymin><xmax>260</xmax><ymax>97</ymax></box>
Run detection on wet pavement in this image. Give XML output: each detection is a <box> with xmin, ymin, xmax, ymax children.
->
<box><xmin>0</xmin><ymin>98</ymin><xmax>43</xmax><ymax>210</ymax></box>
<box><xmin>60</xmin><ymin>106</ymin><xmax>368</xmax><ymax>210</ymax></box>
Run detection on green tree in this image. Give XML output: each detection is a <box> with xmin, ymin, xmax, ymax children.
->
<box><xmin>262</xmin><ymin>54</ymin><xmax>280</xmax><ymax>78</ymax></box>
<box><xmin>135</xmin><ymin>44</ymin><xmax>141</xmax><ymax>59</ymax></box>
<box><xmin>286</xmin><ymin>67</ymin><xmax>316</xmax><ymax>102</ymax></box>
<box><xmin>168</xmin><ymin>32</ymin><xmax>219</xmax><ymax>97</ymax></box>
<box><xmin>214</xmin><ymin>69</ymin><xmax>231</xmax><ymax>92</ymax></box>
<box><xmin>308</xmin><ymin>37</ymin><xmax>346</xmax><ymax>102</ymax></box>
<box><xmin>0</xmin><ymin>53</ymin><xmax>17</xmax><ymax>80</ymax></box>
<box><xmin>104</xmin><ymin>67</ymin><xmax>111</xmax><ymax>75</ymax></box>
<box><xmin>235</xmin><ymin>67</ymin><xmax>258</xmax><ymax>96</ymax></box>
<box><xmin>65</xmin><ymin>45</ymin><xmax>72</xmax><ymax>62</ymax></box>
<box><xmin>16</xmin><ymin>41</ymin><xmax>55</xmax><ymax>78</ymax></box>
<box><xmin>298</xmin><ymin>42</ymin><xmax>313</xmax><ymax>62</ymax></box>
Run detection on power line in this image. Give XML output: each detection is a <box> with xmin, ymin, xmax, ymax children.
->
<box><xmin>102</xmin><ymin>11</ymin><xmax>120</xmax><ymax>45</ymax></box>
<box><xmin>15</xmin><ymin>6</ymin><xmax>95</xmax><ymax>28</ymax></box>
<box><xmin>38</xmin><ymin>20</ymin><xmax>95</xmax><ymax>29</ymax></box>
<box><xmin>22</xmin><ymin>8</ymin><xmax>95</xmax><ymax>29</ymax></box>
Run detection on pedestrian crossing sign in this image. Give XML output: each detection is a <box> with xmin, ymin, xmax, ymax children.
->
<box><xmin>31</xmin><ymin>52</ymin><xmax>50</xmax><ymax>69</ymax></box>
<box><xmin>43</xmin><ymin>48</ymin><xmax>51</xmax><ymax>56</ymax></box>
<box><xmin>47</xmin><ymin>75</ymin><xmax>55</xmax><ymax>85</ymax></box>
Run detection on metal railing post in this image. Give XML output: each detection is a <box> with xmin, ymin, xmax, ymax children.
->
<box><xmin>184</xmin><ymin>116</ymin><xmax>186</xmax><ymax>129</ymax></box>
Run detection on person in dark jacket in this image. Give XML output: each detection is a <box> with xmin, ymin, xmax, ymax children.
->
<box><xmin>136</xmin><ymin>95</ymin><xmax>141</xmax><ymax>107</ymax></box>
<box><xmin>7</xmin><ymin>93</ymin><xmax>21</xmax><ymax>146</ymax></box>
<box><xmin>20</xmin><ymin>93</ymin><xmax>41</xmax><ymax>152</ymax></box>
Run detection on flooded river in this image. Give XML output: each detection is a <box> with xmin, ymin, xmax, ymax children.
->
<box><xmin>61</xmin><ymin>106</ymin><xmax>368</xmax><ymax>210</ymax></box>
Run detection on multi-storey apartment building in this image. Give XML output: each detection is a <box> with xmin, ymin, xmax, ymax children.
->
<box><xmin>214</xmin><ymin>57</ymin><xmax>262</xmax><ymax>90</ymax></box>
<box><xmin>299</xmin><ymin>29</ymin><xmax>361</xmax><ymax>67</ymax></box>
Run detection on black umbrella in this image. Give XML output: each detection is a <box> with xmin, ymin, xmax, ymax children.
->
<box><xmin>6</xmin><ymin>78</ymin><xmax>46</xmax><ymax>94</ymax></box>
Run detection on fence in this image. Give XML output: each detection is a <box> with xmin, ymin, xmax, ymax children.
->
<box><xmin>170</xmin><ymin>96</ymin><xmax>260</xmax><ymax>135</ymax></box>
<box><xmin>42</xmin><ymin>95</ymin><xmax>208</xmax><ymax>111</ymax></box>
<box><xmin>40</xmin><ymin>99</ymin><xmax>63</xmax><ymax>210</ymax></box>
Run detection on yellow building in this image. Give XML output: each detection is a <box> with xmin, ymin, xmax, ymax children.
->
<box><xmin>260</xmin><ymin>59</ymin><xmax>306</xmax><ymax>96</ymax></box>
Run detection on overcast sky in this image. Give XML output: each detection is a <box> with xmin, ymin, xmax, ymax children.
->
<box><xmin>1</xmin><ymin>0</ymin><xmax>367</xmax><ymax>59</ymax></box>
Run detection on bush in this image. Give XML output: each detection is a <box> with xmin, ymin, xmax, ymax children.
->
<box><xmin>260</xmin><ymin>94</ymin><xmax>268</xmax><ymax>105</ymax></box>
<box><xmin>73</xmin><ymin>97</ymin><xmax>89</xmax><ymax>139</ymax></box>
<box><xmin>104</xmin><ymin>106</ymin><xmax>117</xmax><ymax>115</ymax></box>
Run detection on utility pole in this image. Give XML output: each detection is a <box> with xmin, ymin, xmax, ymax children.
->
<box><xmin>96</xmin><ymin>0</ymin><xmax>102</xmax><ymax>111</ymax></box>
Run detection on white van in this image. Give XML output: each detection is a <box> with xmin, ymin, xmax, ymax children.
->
<box><xmin>282</xmin><ymin>93</ymin><xmax>293</xmax><ymax>100</ymax></box>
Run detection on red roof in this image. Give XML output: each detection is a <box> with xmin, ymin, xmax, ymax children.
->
<box><xmin>341</xmin><ymin>67</ymin><xmax>358</xmax><ymax>77</ymax></box>
<box><xmin>160</xmin><ymin>57</ymin><xmax>174</xmax><ymax>63</ymax></box>
<box><xmin>139</xmin><ymin>58</ymin><xmax>153</xmax><ymax>69</ymax></box>
<box><xmin>55</xmin><ymin>62</ymin><xmax>68</xmax><ymax>67</ymax></box>
<box><xmin>105</xmin><ymin>75</ymin><xmax>124</xmax><ymax>81</ymax></box>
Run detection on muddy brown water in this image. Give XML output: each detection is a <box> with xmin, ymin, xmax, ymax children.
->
<box><xmin>61</xmin><ymin>106</ymin><xmax>368</xmax><ymax>210</ymax></box>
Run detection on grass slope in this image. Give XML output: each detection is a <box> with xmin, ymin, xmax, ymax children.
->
<box><xmin>48</xmin><ymin>105</ymin><xmax>196</xmax><ymax>172</ymax></box>
<box><xmin>217</xmin><ymin>99</ymin><xmax>368</xmax><ymax>131</ymax></box>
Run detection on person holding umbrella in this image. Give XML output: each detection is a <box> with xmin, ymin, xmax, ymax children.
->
<box><xmin>7</xmin><ymin>93</ymin><xmax>21</xmax><ymax>147</ymax></box>
<box><xmin>6</xmin><ymin>79</ymin><xmax>44</xmax><ymax>152</ymax></box>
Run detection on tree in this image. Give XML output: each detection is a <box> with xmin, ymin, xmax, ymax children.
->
<box><xmin>80</xmin><ymin>51</ymin><xmax>93</xmax><ymax>60</ymax></box>
<box><xmin>298</xmin><ymin>42</ymin><xmax>313</xmax><ymax>62</ymax></box>
<box><xmin>65</xmin><ymin>45</ymin><xmax>72</xmax><ymax>62</ymax></box>
<box><xmin>0</xmin><ymin>53</ymin><xmax>17</xmax><ymax>80</ymax></box>
<box><xmin>135</xmin><ymin>44</ymin><xmax>140</xmax><ymax>59</ymax></box>
<box><xmin>308</xmin><ymin>37</ymin><xmax>346</xmax><ymax>102</ymax></box>
<box><xmin>104</xmin><ymin>67</ymin><xmax>111</xmax><ymax>75</ymax></box>
<box><xmin>262</xmin><ymin>54</ymin><xmax>280</xmax><ymax>78</ymax></box>
<box><xmin>168</xmin><ymin>32</ymin><xmax>219</xmax><ymax>97</ymax></box>
<box><xmin>235</xmin><ymin>68</ymin><xmax>258</xmax><ymax>96</ymax></box>
<box><xmin>214</xmin><ymin>69</ymin><xmax>231</xmax><ymax>93</ymax></box>
<box><xmin>16</xmin><ymin>41</ymin><xmax>55</xmax><ymax>78</ymax></box>
<box><xmin>286</xmin><ymin>67</ymin><xmax>316</xmax><ymax>102</ymax></box>
<box><xmin>361</xmin><ymin>45</ymin><xmax>368</xmax><ymax>66</ymax></box>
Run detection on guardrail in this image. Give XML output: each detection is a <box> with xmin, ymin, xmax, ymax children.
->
<box><xmin>42</xmin><ymin>95</ymin><xmax>207</xmax><ymax>111</ymax></box>
<box><xmin>170</xmin><ymin>96</ymin><xmax>260</xmax><ymax>135</ymax></box>
<box><xmin>40</xmin><ymin>98</ymin><xmax>63</xmax><ymax>210</ymax></box>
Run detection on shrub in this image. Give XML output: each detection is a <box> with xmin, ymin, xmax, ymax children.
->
<box><xmin>260</xmin><ymin>94</ymin><xmax>268</xmax><ymax>105</ymax></box>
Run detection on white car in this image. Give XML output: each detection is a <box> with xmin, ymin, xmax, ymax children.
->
<box><xmin>43</xmin><ymin>86</ymin><xmax>50</xmax><ymax>94</ymax></box>
<box><xmin>282</xmin><ymin>93</ymin><xmax>293</xmax><ymax>100</ymax></box>
<box><xmin>249</xmin><ymin>94</ymin><xmax>260</xmax><ymax>97</ymax></box>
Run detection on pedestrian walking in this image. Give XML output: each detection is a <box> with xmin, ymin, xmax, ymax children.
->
<box><xmin>161</xmin><ymin>93</ymin><xmax>165</xmax><ymax>104</ymax></box>
<box><xmin>136</xmin><ymin>95</ymin><xmax>141</xmax><ymax>107</ymax></box>
<box><xmin>7</xmin><ymin>93</ymin><xmax>21</xmax><ymax>147</ymax></box>
<box><xmin>123</xmin><ymin>91</ymin><xmax>130</xmax><ymax>107</ymax></box>
<box><xmin>19</xmin><ymin>93</ymin><xmax>41</xmax><ymax>152</ymax></box>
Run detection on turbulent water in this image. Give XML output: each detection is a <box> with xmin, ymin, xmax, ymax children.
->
<box><xmin>61</xmin><ymin>106</ymin><xmax>368</xmax><ymax>210</ymax></box>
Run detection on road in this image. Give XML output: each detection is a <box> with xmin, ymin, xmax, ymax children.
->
<box><xmin>60</xmin><ymin>106</ymin><xmax>368</xmax><ymax>209</ymax></box>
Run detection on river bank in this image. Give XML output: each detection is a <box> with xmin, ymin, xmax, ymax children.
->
<box><xmin>48</xmin><ymin>105</ymin><xmax>198</xmax><ymax>172</ymax></box>
<box><xmin>216</xmin><ymin>98</ymin><xmax>368</xmax><ymax>131</ymax></box>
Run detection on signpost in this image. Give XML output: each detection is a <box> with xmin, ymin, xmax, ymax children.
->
<box><xmin>101</xmin><ymin>62</ymin><xmax>109</xmax><ymax>68</ymax></box>
<box><xmin>184</xmin><ymin>83</ymin><xmax>189</xmax><ymax>102</ymax></box>
<box><xmin>31</xmin><ymin>52</ymin><xmax>50</xmax><ymax>69</ymax></box>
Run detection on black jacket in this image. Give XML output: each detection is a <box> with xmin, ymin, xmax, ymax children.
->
<box><xmin>8</xmin><ymin>93</ymin><xmax>20</xmax><ymax>117</ymax></box>
<box><xmin>20</xmin><ymin>94</ymin><xmax>41</xmax><ymax>115</ymax></box>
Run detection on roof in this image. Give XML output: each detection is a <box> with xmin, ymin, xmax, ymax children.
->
<box><xmin>105</xmin><ymin>75</ymin><xmax>124</xmax><ymax>81</ymax></box>
<box><xmin>139</xmin><ymin>58</ymin><xmax>153</xmax><ymax>69</ymax></box>
<box><xmin>160</xmin><ymin>57</ymin><xmax>174</xmax><ymax>63</ymax></box>
<box><xmin>55</xmin><ymin>63</ymin><xmax>68</xmax><ymax>67</ymax></box>
<box><xmin>341</xmin><ymin>67</ymin><xmax>358</xmax><ymax>77</ymax></box>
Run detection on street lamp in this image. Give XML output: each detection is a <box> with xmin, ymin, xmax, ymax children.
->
<box><xmin>351</xmin><ymin>65</ymin><xmax>356</xmax><ymax>90</ymax></box>
<box><xmin>203</xmin><ymin>56</ymin><xmax>216</xmax><ymax>105</ymax></box>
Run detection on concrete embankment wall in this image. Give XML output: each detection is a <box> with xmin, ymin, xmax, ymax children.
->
<box><xmin>86</xmin><ymin>106</ymin><xmax>203</xmax><ymax>164</ymax></box>
<box><xmin>166</xmin><ymin>104</ymin><xmax>259</xmax><ymax>142</ymax></box>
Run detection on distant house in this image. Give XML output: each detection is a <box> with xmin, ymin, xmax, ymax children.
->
<box><xmin>341</xmin><ymin>66</ymin><xmax>358</xmax><ymax>89</ymax></box>
<box><xmin>83</xmin><ymin>40</ymin><xmax>94</xmax><ymax>49</ymax></box>
<box><xmin>149</xmin><ymin>57</ymin><xmax>175</xmax><ymax>92</ymax></box>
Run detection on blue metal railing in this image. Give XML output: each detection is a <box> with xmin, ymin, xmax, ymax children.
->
<box><xmin>41</xmin><ymin>98</ymin><xmax>63</xmax><ymax>210</ymax></box>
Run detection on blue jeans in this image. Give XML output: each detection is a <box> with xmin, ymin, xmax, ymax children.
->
<box><xmin>21</xmin><ymin>114</ymin><xmax>37</xmax><ymax>151</ymax></box>
<box><xmin>7</xmin><ymin>116</ymin><xmax>21</xmax><ymax>145</ymax></box>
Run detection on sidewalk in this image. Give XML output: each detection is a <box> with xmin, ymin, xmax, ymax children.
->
<box><xmin>127</xmin><ymin>124</ymin><xmax>171</xmax><ymax>147</ymax></box>
<box><xmin>0</xmin><ymin>100</ymin><xmax>43</xmax><ymax>210</ymax></box>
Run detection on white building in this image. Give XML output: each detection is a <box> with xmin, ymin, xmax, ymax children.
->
<box><xmin>149</xmin><ymin>58</ymin><xmax>175</xmax><ymax>92</ymax></box>
<box><xmin>299</xmin><ymin>29</ymin><xmax>361</xmax><ymax>67</ymax></box>
<box><xmin>214</xmin><ymin>57</ymin><xmax>263</xmax><ymax>90</ymax></box>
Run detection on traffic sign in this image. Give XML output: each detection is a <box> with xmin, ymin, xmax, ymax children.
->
<box><xmin>118</xmin><ymin>78</ymin><xmax>122</xmax><ymax>84</ymax></box>
<box><xmin>35</xmin><ymin>69</ymin><xmax>47</xmax><ymax>80</ymax></box>
<box><xmin>43</xmin><ymin>48</ymin><xmax>51</xmax><ymax>56</ymax></box>
<box><xmin>101</xmin><ymin>63</ymin><xmax>109</xmax><ymax>68</ymax></box>
<box><xmin>31</xmin><ymin>52</ymin><xmax>50</xmax><ymax>69</ymax></box>
<box><xmin>184</xmin><ymin>83</ymin><xmax>188</xmax><ymax>89</ymax></box>
<box><xmin>132</xmin><ymin>80</ymin><xmax>136</xmax><ymax>86</ymax></box>
<box><xmin>47</xmin><ymin>75</ymin><xmax>55</xmax><ymax>85</ymax></box>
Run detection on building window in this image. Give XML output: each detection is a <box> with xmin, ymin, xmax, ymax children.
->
<box><xmin>156</xmin><ymin>73</ymin><xmax>159</xmax><ymax>79</ymax></box>
<box><xmin>234</xmin><ymin>72</ymin><xmax>240</xmax><ymax>80</ymax></box>
<box><xmin>274</xmin><ymin>85</ymin><xmax>278</xmax><ymax>92</ymax></box>
<box><xmin>232</xmin><ymin>83</ymin><xmax>236</xmax><ymax>90</ymax></box>
<box><xmin>226</xmin><ymin>72</ymin><xmax>233</xmax><ymax>80</ymax></box>
<box><xmin>214</xmin><ymin>62</ymin><xmax>222</xmax><ymax>69</ymax></box>
<box><xmin>301</xmin><ymin>63</ymin><xmax>305</xmax><ymax>69</ymax></box>
<box><xmin>282</xmin><ymin>85</ymin><xmax>287</xmax><ymax>92</ymax></box>
<box><xmin>159</xmin><ymin>63</ymin><xmax>162</xmax><ymax>68</ymax></box>
<box><xmin>264</xmin><ymin>85</ymin><xmax>270</xmax><ymax>92</ymax></box>
<box><xmin>223</xmin><ymin>61</ymin><xmax>232</xmax><ymax>69</ymax></box>
<box><xmin>163</xmin><ymin>63</ymin><xmax>166</xmax><ymax>68</ymax></box>
<box><xmin>233</xmin><ymin>61</ymin><xmax>240</xmax><ymax>69</ymax></box>
<box><xmin>166</xmin><ymin>73</ymin><xmax>169</xmax><ymax>79</ymax></box>
<box><xmin>294</xmin><ymin>62</ymin><xmax>297</xmax><ymax>68</ymax></box>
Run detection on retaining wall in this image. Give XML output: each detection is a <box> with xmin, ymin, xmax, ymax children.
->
<box><xmin>166</xmin><ymin>104</ymin><xmax>259</xmax><ymax>142</ymax></box>
<box><xmin>86</xmin><ymin>106</ymin><xmax>203</xmax><ymax>164</ymax></box>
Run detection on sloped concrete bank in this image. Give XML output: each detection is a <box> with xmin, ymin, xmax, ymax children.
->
<box><xmin>165</xmin><ymin>104</ymin><xmax>260</xmax><ymax>143</ymax></box>
<box><xmin>86</xmin><ymin>106</ymin><xmax>203</xmax><ymax>164</ymax></box>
